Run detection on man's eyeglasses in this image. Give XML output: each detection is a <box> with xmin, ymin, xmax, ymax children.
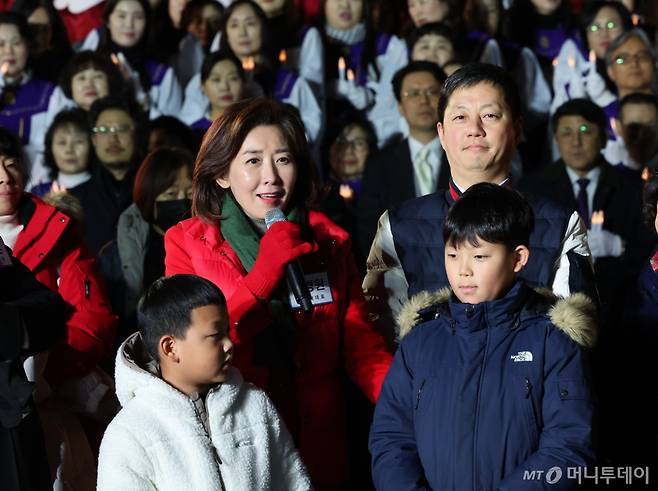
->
<box><xmin>588</xmin><ymin>21</ymin><xmax>618</xmax><ymax>33</ymax></box>
<box><xmin>401</xmin><ymin>87</ymin><xmax>440</xmax><ymax>101</ymax></box>
<box><xmin>91</xmin><ymin>124</ymin><xmax>134</xmax><ymax>135</ymax></box>
<box><xmin>614</xmin><ymin>51</ymin><xmax>654</xmax><ymax>65</ymax></box>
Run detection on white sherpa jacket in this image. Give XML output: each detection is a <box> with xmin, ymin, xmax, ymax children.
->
<box><xmin>97</xmin><ymin>332</ymin><xmax>312</xmax><ymax>491</ymax></box>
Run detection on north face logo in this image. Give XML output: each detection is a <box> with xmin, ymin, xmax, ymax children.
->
<box><xmin>510</xmin><ymin>351</ymin><xmax>533</xmax><ymax>362</ymax></box>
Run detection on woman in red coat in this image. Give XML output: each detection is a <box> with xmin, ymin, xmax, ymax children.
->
<box><xmin>165</xmin><ymin>98</ymin><xmax>392</xmax><ymax>490</ymax></box>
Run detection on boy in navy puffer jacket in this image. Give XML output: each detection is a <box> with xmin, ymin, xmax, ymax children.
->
<box><xmin>369</xmin><ymin>183</ymin><xmax>596</xmax><ymax>490</ymax></box>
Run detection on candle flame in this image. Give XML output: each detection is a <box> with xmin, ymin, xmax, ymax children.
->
<box><xmin>110</xmin><ymin>53</ymin><xmax>120</xmax><ymax>65</ymax></box>
<box><xmin>591</xmin><ymin>210</ymin><xmax>605</xmax><ymax>226</ymax></box>
<box><xmin>339</xmin><ymin>184</ymin><xmax>354</xmax><ymax>200</ymax></box>
<box><xmin>347</xmin><ymin>68</ymin><xmax>355</xmax><ymax>82</ymax></box>
<box><xmin>567</xmin><ymin>56</ymin><xmax>576</xmax><ymax>68</ymax></box>
<box><xmin>278</xmin><ymin>49</ymin><xmax>287</xmax><ymax>64</ymax></box>
<box><xmin>589</xmin><ymin>50</ymin><xmax>596</xmax><ymax>64</ymax></box>
<box><xmin>242</xmin><ymin>56</ymin><xmax>255</xmax><ymax>71</ymax></box>
<box><xmin>610</xmin><ymin>117</ymin><xmax>617</xmax><ymax>134</ymax></box>
<box><xmin>632</xmin><ymin>14</ymin><xmax>640</xmax><ymax>26</ymax></box>
<box><xmin>338</xmin><ymin>57</ymin><xmax>346</xmax><ymax>71</ymax></box>
<box><xmin>641</xmin><ymin>167</ymin><xmax>650</xmax><ymax>181</ymax></box>
<box><xmin>0</xmin><ymin>61</ymin><xmax>9</xmax><ymax>76</ymax></box>
<box><xmin>552</xmin><ymin>57</ymin><xmax>558</xmax><ymax>68</ymax></box>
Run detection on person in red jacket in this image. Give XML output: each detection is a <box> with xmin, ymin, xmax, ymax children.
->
<box><xmin>0</xmin><ymin>126</ymin><xmax>117</xmax><ymax>390</ymax></box>
<box><xmin>165</xmin><ymin>98</ymin><xmax>393</xmax><ymax>490</ymax></box>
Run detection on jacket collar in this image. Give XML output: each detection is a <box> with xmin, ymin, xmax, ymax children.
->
<box><xmin>447</xmin><ymin>280</ymin><xmax>528</xmax><ymax>333</ymax></box>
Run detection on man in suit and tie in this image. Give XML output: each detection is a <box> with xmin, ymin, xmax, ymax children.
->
<box><xmin>524</xmin><ymin>98</ymin><xmax>656</xmax><ymax>322</ymax></box>
<box><xmin>356</xmin><ymin>61</ymin><xmax>449</xmax><ymax>262</ymax></box>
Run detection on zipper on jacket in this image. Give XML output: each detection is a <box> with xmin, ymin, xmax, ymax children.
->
<box><xmin>524</xmin><ymin>378</ymin><xmax>532</xmax><ymax>398</ymax></box>
<box><xmin>450</xmin><ymin>320</ymin><xmax>456</xmax><ymax>336</ymax></box>
<box><xmin>190</xmin><ymin>394</ymin><xmax>226</xmax><ymax>491</ymax></box>
<box><xmin>84</xmin><ymin>278</ymin><xmax>90</xmax><ymax>299</ymax></box>
<box><xmin>471</xmin><ymin>310</ymin><xmax>492</xmax><ymax>490</ymax></box>
<box><xmin>415</xmin><ymin>379</ymin><xmax>426</xmax><ymax>410</ymax></box>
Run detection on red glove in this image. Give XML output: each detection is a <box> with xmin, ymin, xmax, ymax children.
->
<box><xmin>243</xmin><ymin>221</ymin><xmax>317</xmax><ymax>299</ymax></box>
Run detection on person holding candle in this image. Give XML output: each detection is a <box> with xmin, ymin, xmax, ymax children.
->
<box><xmin>319</xmin><ymin>0</ymin><xmax>407</xmax><ymax>146</ymax></box>
<box><xmin>0</xmin><ymin>12</ymin><xmax>59</xmax><ymax>189</ymax></box>
<box><xmin>80</xmin><ymin>0</ymin><xmax>184</xmax><ymax>119</ymax></box>
<box><xmin>164</xmin><ymin>98</ymin><xmax>393</xmax><ymax>490</ymax></box>
<box><xmin>551</xmin><ymin>2</ymin><xmax>633</xmax><ymax>122</ymax></box>
<box><xmin>214</xmin><ymin>0</ymin><xmax>322</xmax><ymax>143</ymax></box>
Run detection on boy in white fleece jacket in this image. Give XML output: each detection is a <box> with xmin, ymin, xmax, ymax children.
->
<box><xmin>97</xmin><ymin>274</ymin><xmax>311</xmax><ymax>491</ymax></box>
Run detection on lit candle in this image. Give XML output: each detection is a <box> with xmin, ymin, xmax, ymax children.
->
<box><xmin>632</xmin><ymin>14</ymin><xmax>640</xmax><ymax>26</ymax></box>
<box><xmin>591</xmin><ymin>210</ymin><xmax>605</xmax><ymax>227</ymax></box>
<box><xmin>588</xmin><ymin>49</ymin><xmax>597</xmax><ymax>67</ymax></box>
<box><xmin>339</xmin><ymin>184</ymin><xmax>354</xmax><ymax>201</ymax></box>
<box><xmin>552</xmin><ymin>58</ymin><xmax>558</xmax><ymax>68</ymax></box>
<box><xmin>346</xmin><ymin>68</ymin><xmax>355</xmax><ymax>82</ymax></box>
<box><xmin>242</xmin><ymin>56</ymin><xmax>255</xmax><ymax>81</ymax></box>
<box><xmin>567</xmin><ymin>55</ymin><xmax>576</xmax><ymax>70</ymax></box>
<box><xmin>610</xmin><ymin>117</ymin><xmax>617</xmax><ymax>135</ymax></box>
<box><xmin>1</xmin><ymin>61</ymin><xmax>9</xmax><ymax>77</ymax></box>
<box><xmin>338</xmin><ymin>56</ymin><xmax>346</xmax><ymax>80</ymax></box>
<box><xmin>278</xmin><ymin>49</ymin><xmax>287</xmax><ymax>66</ymax></box>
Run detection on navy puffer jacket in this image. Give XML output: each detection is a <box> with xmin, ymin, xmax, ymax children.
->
<box><xmin>369</xmin><ymin>281</ymin><xmax>596</xmax><ymax>491</ymax></box>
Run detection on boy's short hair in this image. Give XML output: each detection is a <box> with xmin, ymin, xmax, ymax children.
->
<box><xmin>137</xmin><ymin>275</ymin><xmax>227</xmax><ymax>361</ymax></box>
<box><xmin>391</xmin><ymin>61</ymin><xmax>446</xmax><ymax>102</ymax></box>
<box><xmin>443</xmin><ymin>183</ymin><xmax>534</xmax><ymax>249</ymax></box>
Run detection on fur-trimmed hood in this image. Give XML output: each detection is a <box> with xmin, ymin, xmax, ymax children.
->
<box><xmin>397</xmin><ymin>286</ymin><xmax>597</xmax><ymax>348</ymax></box>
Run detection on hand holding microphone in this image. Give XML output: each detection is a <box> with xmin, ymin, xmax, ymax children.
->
<box><xmin>243</xmin><ymin>210</ymin><xmax>317</xmax><ymax>312</ymax></box>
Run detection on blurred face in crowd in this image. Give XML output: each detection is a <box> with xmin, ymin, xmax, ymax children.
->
<box><xmin>475</xmin><ymin>0</ymin><xmax>500</xmax><ymax>36</ymax></box>
<box><xmin>71</xmin><ymin>68</ymin><xmax>110</xmax><ymax>111</ymax></box>
<box><xmin>325</xmin><ymin>0</ymin><xmax>363</xmax><ymax>31</ymax></box>
<box><xmin>438</xmin><ymin>82</ymin><xmax>520</xmax><ymax>188</ymax></box>
<box><xmin>255</xmin><ymin>0</ymin><xmax>287</xmax><ymax>17</ymax></box>
<box><xmin>398</xmin><ymin>70</ymin><xmax>441</xmax><ymax>138</ymax></box>
<box><xmin>169</xmin><ymin>0</ymin><xmax>189</xmax><ymax>28</ymax></box>
<box><xmin>586</xmin><ymin>6</ymin><xmax>624</xmax><ymax>59</ymax></box>
<box><xmin>216</xmin><ymin>125</ymin><xmax>298</xmax><ymax>219</ymax></box>
<box><xmin>92</xmin><ymin>108</ymin><xmax>136</xmax><ymax>169</ymax></box>
<box><xmin>0</xmin><ymin>154</ymin><xmax>23</xmax><ymax>216</ymax></box>
<box><xmin>408</xmin><ymin>0</ymin><xmax>450</xmax><ymax>27</ymax></box>
<box><xmin>108</xmin><ymin>0</ymin><xmax>147</xmax><ymax>48</ymax></box>
<box><xmin>226</xmin><ymin>3</ymin><xmax>263</xmax><ymax>59</ymax></box>
<box><xmin>531</xmin><ymin>0</ymin><xmax>561</xmax><ymax>16</ymax></box>
<box><xmin>0</xmin><ymin>23</ymin><xmax>28</xmax><ymax>79</ymax></box>
<box><xmin>203</xmin><ymin>59</ymin><xmax>244</xmax><ymax>115</ymax></box>
<box><xmin>411</xmin><ymin>33</ymin><xmax>454</xmax><ymax>68</ymax></box>
<box><xmin>607</xmin><ymin>36</ymin><xmax>655</xmax><ymax>94</ymax></box>
<box><xmin>618</xmin><ymin>102</ymin><xmax>658</xmax><ymax>164</ymax></box>
<box><xmin>52</xmin><ymin>123</ymin><xmax>91</xmax><ymax>175</ymax></box>
<box><xmin>445</xmin><ymin>238</ymin><xmax>528</xmax><ymax>304</ymax></box>
<box><xmin>187</xmin><ymin>3</ymin><xmax>223</xmax><ymax>47</ymax></box>
<box><xmin>554</xmin><ymin>115</ymin><xmax>604</xmax><ymax>175</ymax></box>
<box><xmin>155</xmin><ymin>165</ymin><xmax>193</xmax><ymax>204</ymax></box>
<box><xmin>329</xmin><ymin>124</ymin><xmax>370</xmax><ymax>180</ymax></box>
<box><xmin>27</xmin><ymin>7</ymin><xmax>52</xmax><ymax>56</ymax></box>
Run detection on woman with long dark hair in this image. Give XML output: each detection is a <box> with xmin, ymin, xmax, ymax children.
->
<box><xmin>80</xmin><ymin>0</ymin><xmax>183</xmax><ymax>118</ymax></box>
<box><xmin>164</xmin><ymin>98</ymin><xmax>392</xmax><ymax>489</ymax></box>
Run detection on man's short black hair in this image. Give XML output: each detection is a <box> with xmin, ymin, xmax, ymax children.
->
<box><xmin>551</xmin><ymin>98</ymin><xmax>608</xmax><ymax>137</ymax></box>
<box><xmin>392</xmin><ymin>61</ymin><xmax>446</xmax><ymax>102</ymax></box>
<box><xmin>137</xmin><ymin>275</ymin><xmax>227</xmax><ymax>361</ymax></box>
<box><xmin>619</xmin><ymin>92</ymin><xmax>658</xmax><ymax>118</ymax></box>
<box><xmin>443</xmin><ymin>183</ymin><xmax>534</xmax><ymax>250</ymax></box>
<box><xmin>437</xmin><ymin>62</ymin><xmax>521</xmax><ymax>124</ymax></box>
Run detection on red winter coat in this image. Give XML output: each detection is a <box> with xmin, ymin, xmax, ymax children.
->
<box><xmin>13</xmin><ymin>194</ymin><xmax>117</xmax><ymax>384</ymax></box>
<box><xmin>165</xmin><ymin>211</ymin><xmax>393</xmax><ymax>489</ymax></box>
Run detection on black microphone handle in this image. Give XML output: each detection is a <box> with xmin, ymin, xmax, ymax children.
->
<box><xmin>285</xmin><ymin>260</ymin><xmax>314</xmax><ymax>313</ymax></box>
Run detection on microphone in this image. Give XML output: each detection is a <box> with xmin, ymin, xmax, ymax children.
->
<box><xmin>264</xmin><ymin>208</ymin><xmax>314</xmax><ymax>313</ymax></box>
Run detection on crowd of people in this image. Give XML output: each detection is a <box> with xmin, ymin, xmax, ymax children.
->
<box><xmin>1</xmin><ymin>0</ymin><xmax>658</xmax><ymax>490</ymax></box>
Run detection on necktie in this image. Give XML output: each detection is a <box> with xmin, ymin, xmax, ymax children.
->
<box><xmin>416</xmin><ymin>147</ymin><xmax>433</xmax><ymax>196</ymax></box>
<box><xmin>576</xmin><ymin>177</ymin><xmax>590</xmax><ymax>228</ymax></box>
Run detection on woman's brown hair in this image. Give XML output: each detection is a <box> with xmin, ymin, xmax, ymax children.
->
<box><xmin>193</xmin><ymin>98</ymin><xmax>316</xmax><ymax>222</ymax></box>
<box><xmin>134</xmin><ymin>146</ymin><xmax>195</xmax><ymax>222</ymax></box>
